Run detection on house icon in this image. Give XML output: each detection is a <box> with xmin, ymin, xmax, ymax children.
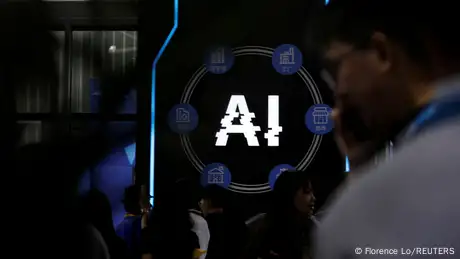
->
<box><xmin>208</xmin><ymin>166</ymin><xmax>225</xmax><ymax>184</ymax></box>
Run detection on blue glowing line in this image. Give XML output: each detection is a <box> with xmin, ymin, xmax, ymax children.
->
<box><xmin>325</xmin><ymin>0</ymin><xmax>330</xmax><ymax>4</ymax></box>
<box><xmin>150</xmin><ymin>0</ymin><xmax>179</xmax><ymax>205</ymax></box>
<box><xmin>345</xmin><ymin>156</ymin><xmax>350</xmax><ymax>172</ymax></box>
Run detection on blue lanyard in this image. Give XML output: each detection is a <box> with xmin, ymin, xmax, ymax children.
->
<box><xmin>404</xmin><ymin>93</ymin><xmax>460</xmax><ymax>139</ymax></box>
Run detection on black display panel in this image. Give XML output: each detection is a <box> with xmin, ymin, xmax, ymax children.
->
<box><xmin>143</xmin><ymin>0</ymin><xmax>344</xmax><ymax>215</ymax></box>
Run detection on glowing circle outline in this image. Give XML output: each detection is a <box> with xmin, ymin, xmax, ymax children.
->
<box><xmin>179</xmin><ymin>46</ymin><xmax>323</xmax><ymax>194</ymax></box>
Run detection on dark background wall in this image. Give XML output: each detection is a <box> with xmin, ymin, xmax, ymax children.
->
<box><xmin>138</xmin><ymin>0</ymin><xmax>347</xmax><ymax>219</ymax></box>
<box><xmin>15</xmin><ymin>0</ymin><xmax>346</xmax><ymax>222</ymax></box>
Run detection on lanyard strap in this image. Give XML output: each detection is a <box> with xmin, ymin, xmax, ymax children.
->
<box><xmin>404</xmin><ymin>93</ymin><xmax>460</xmax><ymax>139</ymax></box>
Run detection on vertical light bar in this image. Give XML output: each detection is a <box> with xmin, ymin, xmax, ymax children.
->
<box><xmin>150</xmin><ymin>0</ymin><xmax>179</xmax><ymax>205</ymax></box>
<box><xmin>345</xmin><ymin>156</ymin><xmax>350</xmax><ymax>172</ymax></box>
<box><xmin>325</xmin><ymin>0</ymin><xmax>330</xmax><ymax>4</ymax></box>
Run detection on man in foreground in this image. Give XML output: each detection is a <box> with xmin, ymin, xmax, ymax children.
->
<box><xmin>312</xmin><ymin>0</ymin><xmax>460</xmax><ymax>258</ymax></box>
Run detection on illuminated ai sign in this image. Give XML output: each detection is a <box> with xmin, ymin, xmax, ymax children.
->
<box><xmin>215</xmin><ymin>95</ymin><xmax>282</xmax><ymax>147</ymax></box>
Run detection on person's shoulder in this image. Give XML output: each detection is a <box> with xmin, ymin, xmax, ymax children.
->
<box><xmin>326</xmin><ymin>119</ymin><xmax>460</xmax><ymax>214</ymax></box>
<box><xmin>246</xmin><ymin>213</ymin><xmax>266</xmax><ymax>226</ymax></box>
<box><xmin>189</xmin><ymin>211</ymin><xmax>208</xmax><ymax>227</ymax></box>
<box><xmin>85</xmin><ymin>225</ymin><xmax>111</xmax><ymax>259</ymax></box>
<box><xmin>316</xmin><ymin>120</ymin><xmax>460</xmax><ymax>256</ymax></box>
<box><xmin>115</xmin><ymin>217</ymin><xmax>130</xmax><ymax>228</ymax></box>
<box><xmin>189</xmin><ymin>211</ymin><xmax>210</xmax><ymax>240</ymax></box>
<box><xmin>116</xmin><ymin>216</ymin><xmax>141</xmax><ymax>234</ymax></box>
<box><xmin>373</xmin><ymin>119</ymin><xmax>460</xmax><ymax>193</ymax></box>
<box><xmin>331</xmin><ymin>119</ymin><xmax>460</xmax><ymax>204</ymax></box>
<box><xmin>245</xmin><ymin>213</ymin><xmax>270</xmax><ymax>239</ymax></box>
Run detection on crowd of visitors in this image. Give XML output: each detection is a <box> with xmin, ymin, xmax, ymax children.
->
<box><xmin>75</xmin><ymin>169</ymin><xmax>317</xmax><ymax>259</ymax></box>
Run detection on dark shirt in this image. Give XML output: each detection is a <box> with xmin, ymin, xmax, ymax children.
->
<box><xmin>244</xmin><ymin>214</ymin><xmax>313</xmax><ymax>259</ymax></box>
<box><xmin>141</xmin><ymin>225</ymin><xmax>199</xmax><ymax>259</ymax></box>
<box><xmin>106</xmin><ymin>236</ymin><xmax>129</xmax><ymax>259</ymax></box>
<box><xmin>205</xmin><ymin>212</ymin><xmax>247</xmax><ymax>259</ymax></box>
<box><xmin>116</xmin><ymin>215</ymin><xmax>142</xmax><ymax>259</ymax></box>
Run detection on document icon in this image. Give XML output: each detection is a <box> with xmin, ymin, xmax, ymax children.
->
<box><xmin>175</xmin><ymin>108</ymin><xmax>190</xmax><ymax>123</ymax></box>
<box><xmin>168</xmin><ymin>104</ymin><xmax>199</xmax><ymax>134</ymax></box>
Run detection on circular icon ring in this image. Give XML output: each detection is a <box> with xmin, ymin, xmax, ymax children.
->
<box><xmin>180</xmin><ymin>46</ymin><xmax>323</xmax><ymax>194</ymax></box>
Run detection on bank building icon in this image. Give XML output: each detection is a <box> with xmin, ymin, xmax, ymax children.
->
<box><xmin>207</xmin><ymin>166</ymin><xmax>225</xmax><ymax>184</ymax></box>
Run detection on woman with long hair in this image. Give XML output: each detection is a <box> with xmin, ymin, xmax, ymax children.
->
<box><xmin>244</xmin><ymin>170</ymin><xmax>316</xmax><ymax>259</ymax></box>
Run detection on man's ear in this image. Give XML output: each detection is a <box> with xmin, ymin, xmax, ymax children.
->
<box><xmin>369</xmin><ymin>32</ymin><xmax>392</xmax><ymax>73</ymax></box>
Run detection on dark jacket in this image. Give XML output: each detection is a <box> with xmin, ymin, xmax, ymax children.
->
<box><xmin>116</xmin><ymin>215</ymin><xmax>142</xmax><ymax>259</ymax></box>
<box><xmin>205</xmin><ymin>212</ymin><xmax>247</xmax><ymax>259</ymax></box>
<box><xmin>243</xmin><ymin>214</ymin><xmax>315</xmax><ymax>259</ymax></box>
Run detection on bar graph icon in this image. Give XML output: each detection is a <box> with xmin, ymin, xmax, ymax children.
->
<box><xmin>211</xmin><ymin>48</ymin><xmax>225</xmax><ymax>64</ymax></box>
<box><xmin>205</xmin><ymin>46</ymin><xmax>234</xmax><ymax>74</ymax></box>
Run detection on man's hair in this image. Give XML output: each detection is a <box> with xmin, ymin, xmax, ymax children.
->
<box><xmin>174</xmin><ymin>178</ymin><xmax>204</xmax><ymax>210</ymax></box>
<box><xmin>311</xmin><ymin>0</ymin><xmax>460</xmax><ymax>65</ymax></box>
<box><xmin>203</xmin><ymin>184</ymin><xmax>227</xmax><ymax>208</ymax></box>
<box><xmin>123</xmin><ymin>185</ymin><xmax>141</xmax><ymax>214</ymax></box>
<box><xmin>272</xmin><ymin>170</ymin><xmax>312</xmax><ymax>214</ymax></box>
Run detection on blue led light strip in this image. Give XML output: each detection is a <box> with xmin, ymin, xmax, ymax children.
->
<box><xmin>150</xmin><ymin>0</ymin><xmax>179</xmax><ymax>205</ymax></box>
<box><xmin>345</xmin><ymin>156</ymin><xmax>350</xmax><ymax>172</ymax></box>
